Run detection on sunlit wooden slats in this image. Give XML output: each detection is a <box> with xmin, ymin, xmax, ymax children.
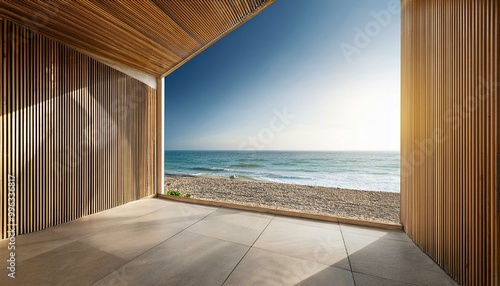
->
<box><xmin>0</xmin><ymin>0</ymin><xmax>274</xmax><ymax>78</ymax></box>
<box><xmin>401</xmin><ymin>0</ymin><xmax>498</xmax><ymax>285</ymax></box>
<box><xmin>0</xmin><ymin>19</ymin><xmax>157</xmax><ymax>239</ymax></box>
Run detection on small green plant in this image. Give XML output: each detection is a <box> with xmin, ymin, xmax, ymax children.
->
<box><xmin>166</xmin><ymin>190</ymin><xmax>181</xmax><ymax>196</ymax></box>
<box><xmin>166</xmin><ymin>190</ymin><xmax>192</xmax><ymax>198</ymax></box>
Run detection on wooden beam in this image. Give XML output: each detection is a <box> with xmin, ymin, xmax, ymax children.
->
<box><xmin>155</xmin><ymin>77</ymin><xmax>163</xmax><ymax>195</ymax></box>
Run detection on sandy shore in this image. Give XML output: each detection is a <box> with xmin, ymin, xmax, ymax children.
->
<box><xmin>164</xmin><ymin>176</ymin><xmax>400</xmax><ymax>224</ymax></box>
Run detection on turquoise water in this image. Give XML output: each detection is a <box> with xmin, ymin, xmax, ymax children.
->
<box><xmin>164</xmin><ymin>151</ymin><xmax>400</xmax><ymax>192</ymax></box>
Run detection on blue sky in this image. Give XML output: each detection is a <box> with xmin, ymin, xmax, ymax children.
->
<box><xmin>164</xmin><ymin>0</ymin><xmax>401</xmax><ymax>151</ymax></box>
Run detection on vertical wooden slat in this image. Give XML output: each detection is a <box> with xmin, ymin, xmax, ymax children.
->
<box><xmin>0</xmin><ymin>19</ymin><xmax>4</xmax><ymax>238</ymax></box>
<box><xmin>496</xmin><ymin>0</ymin><xmax>500</xmax><ymax>282</ymax></box>
<box><xmin>401</xmin><ymin>0</ymin><xmax>498</xmax><ymax>285</ymax></box>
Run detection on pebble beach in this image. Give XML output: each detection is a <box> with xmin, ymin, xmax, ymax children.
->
<box><xmin>164</xmin><ymin>176</ymin><xmax>400</xmax><ymax>224</ymax></box>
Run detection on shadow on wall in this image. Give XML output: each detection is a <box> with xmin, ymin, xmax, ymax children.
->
<box><xmin>0</xmin><ymin>13</ymin><xmax>158</xmax><ymax>240</ymax></box>
<box><xmin>4</xmin><ymin>81</ymin><xmax>137</xmax><ymax>221</ymax></box>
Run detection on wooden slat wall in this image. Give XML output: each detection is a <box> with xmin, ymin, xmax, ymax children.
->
<box><xmin>401</xmin><ymin>0</ymin><xmax>498</xmax><ymax>285</ymax></box>
<box><xmin>0</xmin><ymin>20</ymin><xmax>156</xmax><ymax>240</ymax></box>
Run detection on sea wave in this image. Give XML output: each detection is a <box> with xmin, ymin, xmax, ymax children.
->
<box><xmin>263</xmin><ymin>172</ymin><xmax>314</xmax><ymax>181</ymax></box>
<box><xmin>164</xmin><ymin>172</ymin><xmax>197</xmax><ymax>178</ymax></box>
<box><xmin>170</xmin><ymin>172</ymin><xmax>268</xmax><ymax>182</ymax></box>
<box><xmin>190</xmin><ymin>167</ymin><xmax>230</xmax><ymax>172</ymax></box>
<box><xmin>238</xmin><ymin>158</ymin><xmax>267</xmax><ymax>162</ymax></box>
<box><xmin>228</xmin><ymin>163</ymin><xmax>262</xmax><ymax>168</ymax></box>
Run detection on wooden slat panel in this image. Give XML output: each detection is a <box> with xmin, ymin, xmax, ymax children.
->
<box><xmin>401</xmin><ymin>0</ymin><xmax>499</xmax><ymax>285</ymax></box>
<box><xmin>0</xmin><ymin>20</ymin><xmax>157</xmax><ymax>239</ymax></box>
<box><xmin>0</xmin><ymin>0</ymin><xmax>274</xmax><ymax>78</ymax></box>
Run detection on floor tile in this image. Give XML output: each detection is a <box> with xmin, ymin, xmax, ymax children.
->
<box><xmin>0</xmin><ymin>228</ymin><xmax>78</xmax><ymax>262</ymax></box>
<box><xmin>186</xmin><ymin>208</ymin><xmax>273</xmax><ymax>246</ymax></box>
<box><xmin>274</xmin><ymin>215</ymin><xmax>340</xmax><ymax>230</ymax></box>
<box><xmin>48</xmin><ymin>215</ymin><xmax>129</xmax><ymax>239</ymax></box>
<box><xmin>79</xmin><ymin>223</ymin><xmax>183</xmax><ymax>260</ymax></box>
<box><xmin>353</xmin><ymin>272</ymin><xmax>417</xmax><ymax>286</ymax></box>
<box><xmin>90</xmin><ymin>198</ymin><xmax>171</xmax><ymax>220</ymax></box>
<box><xmin>340</xmin><ymin>223</ymin><xmax>411</xmax><ymax>242</ymax></box>
<box><xmin>93</xmin><ymin>231</ymin><xmax>249</xmax><ymax>286</ymax></box>
<box><xmin>344</xmin><ymin>232</ymin><xmax>459</xmax><ymax>286</ymax></box>
<box><xmin>125</xmin><ymin>202</ymin><xmax>216</xmax><ymax>229</ymax></box>
<box><xmin>223</xmin><ymin>248</ymin><xmax>354</xmax><ymax>286</ymax></box>
<box><xmin>254</xmin><ymin>220</ymin><xmax>350</xmax><ymax>270</ymax></box>
<box><xmin>0</xmin><ymin>241</ymin><xmax>127</xmax><ymax>286</ymax></box>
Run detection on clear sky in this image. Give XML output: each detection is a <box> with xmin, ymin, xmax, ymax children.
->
<box><xmin>164</xmin><ymin>0</ymin><xmax>401</xmax><ymax>151</ymax></box>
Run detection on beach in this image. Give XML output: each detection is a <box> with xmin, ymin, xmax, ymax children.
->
<box><xmin>164</xmin><ymin>176</ymin><xmax>400</xmax><ymax>224</ymax></box>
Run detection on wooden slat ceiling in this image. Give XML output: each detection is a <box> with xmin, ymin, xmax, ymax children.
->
<box><xmin>0</xmin><ymin>0</ymin><xmax>274</xmax><ymax>78</ymax></box>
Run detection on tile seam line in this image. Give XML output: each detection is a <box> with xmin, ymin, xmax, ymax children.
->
<box><xmin>88</xmin><ymin>227</ymin><xmax>186</xmax><ymax>286</ymax></box>
<box><xmin>220</xmin><ymin>214</ymin><xmax>276</xmax><ymax>286</ymax></box>
<box><xmin>89</xmin><ymin>206</ymin><xmax>218</xmax><ymax>286</ymax></box>
<box><xmin>339</xmin><ymin>224</ymin><xmax>357</xmax><ymax>286</ymax></box>
<box><xmin>246</xmin><ymin>245</ymin><xmax>351</xmax><ymax>272</ymax></box>
<box><xmin>182</xmin><ymin>229</ymin><xmax>262</xmax><ymax>248</ymax></box>
<box><xmin>248</xmin><ymin>222</ymin><xmax>352</xmax><ymax>271</ymax></box>
<box><xmin>9</xmin><ymin>203</ymin><xmax>172</xmax><ymax>263</ymax></box>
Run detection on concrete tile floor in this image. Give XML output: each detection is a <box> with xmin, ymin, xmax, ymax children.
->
<box><xmin>0</xmin><ymin>198</ymin><xmax>458</xmax><ymax>286</ymax></box>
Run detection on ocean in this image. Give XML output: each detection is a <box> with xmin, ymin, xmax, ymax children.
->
<box><xmin>164</xmin><ymin>151</ymin><xmax>400</xmax><ymax>193</ymax></box>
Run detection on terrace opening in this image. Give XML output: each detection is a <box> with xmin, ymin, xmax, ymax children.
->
<box><xmin>163</xmin><ymin>0</ymin><xmax>401</xmax><ymax>226</ymax></box>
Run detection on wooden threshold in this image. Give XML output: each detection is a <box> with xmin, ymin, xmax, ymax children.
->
<box><xmin>156</xmin><ymin>194</ymin><xmax>402</xmax><ymax>231</ymax></box>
